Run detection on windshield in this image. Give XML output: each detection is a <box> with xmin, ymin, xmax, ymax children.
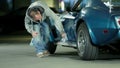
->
<box><xmin>102</xmin><ymin>0</ymin><xmax>120</xmax><ymax>12</ymax></box>
<box><xmin>111</xmin><ymin>0</ymin><xmax>120</xmax><ymax>6</ymax></box>
<box><xmin>102</xmin><ymin>0</ymin><xmax>120</xmax><ymax>6</ymax></box>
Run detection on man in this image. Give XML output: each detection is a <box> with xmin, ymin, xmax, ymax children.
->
<box><xmin>24</xmin><ymin>1</ymin><xmax>65</xmax><ymax>58</ymax></box>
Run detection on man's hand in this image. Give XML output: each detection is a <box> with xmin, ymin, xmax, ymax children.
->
<box><xmin>61</xmin><ymin>32</ymin><xmax>66</xmax><ymax>38</ymax></box>
<box><xmin>32</xmin><ymin>31</ymin><xmax>38</xmax><ymax>37</ymax></box>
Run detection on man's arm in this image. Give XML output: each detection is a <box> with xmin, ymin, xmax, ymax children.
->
<box><xmin>24</xmin><ymin>16</ymin><xmax>33</xmax><ymax>34</ymax></box>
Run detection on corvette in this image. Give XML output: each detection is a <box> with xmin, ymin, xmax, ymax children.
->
<box><xmin>46</xmin><ymin>0</ymin><xmax>120</xmax><ymax>60</ymax></box>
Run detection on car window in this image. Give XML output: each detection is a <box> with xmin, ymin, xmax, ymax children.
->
<box><xmin>102</xmin><ymin>0</ymin><xmax>120</xmax><ymax>12</ymax></box>
<box><xmin>102</xmin><ymin>0</ymin><xmax>120</xmax><ymax>7</ymax></box>
<box><xmin>111</xmin><ymin>0</ymin><xmax>120</xmax><ymax>6</ymax></box>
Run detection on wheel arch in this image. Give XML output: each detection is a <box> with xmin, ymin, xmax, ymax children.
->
<box><xmin>76</xmin><ymin>19</ymin><xmax>97</xmax><ymax>45</ymax></box>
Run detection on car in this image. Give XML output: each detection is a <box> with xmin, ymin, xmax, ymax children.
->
<box><xmin>0</xmin><ymin>7</ymin><xmax>28</xmax><ymax>35</ymax></box>
<box><xmin>47</xmin><ymin>0</ymin><xmax>120</xmax><ymax>60</ymax></box>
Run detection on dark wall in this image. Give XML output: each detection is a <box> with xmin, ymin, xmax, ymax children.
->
<box><xmin>14</xmin><ymin>0</ymin><xmax>31</xmax><ymax>10</ymax></box>
<box><xmin>0</xmin><ymin>0</ymin><xmax>31</xmax><ymax>12</ymax></box>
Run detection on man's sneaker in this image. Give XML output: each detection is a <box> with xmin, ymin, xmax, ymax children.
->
<box><xmin>43</xmin><ymin>50</ymin><xmax>50</xmax><ymax>56</ymax></box>
<box><xmin>36</xmin><ymin>52</ymin><xmax>44</xmax><ymax>58</ymax></box>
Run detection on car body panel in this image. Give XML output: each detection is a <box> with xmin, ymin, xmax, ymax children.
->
<box><xmin>60</xmin><ymin>0</ymin><xmax>120</xmax><ymax>46</ymax></box>
<box><xmin>80</xmin><ymin>0</ymin><xmax>120</xmax><ymax>45</ymax></box>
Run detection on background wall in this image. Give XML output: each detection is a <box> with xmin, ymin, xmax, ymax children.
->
<box><xmin>0</xmin><ymin>0</ymin><xmax>59</xmax><ymax>15</ymax></box>
<box><xmin>14</xmin><ymin>0</ymin><xmax>31</xmax><ymax>9</ymax></box>
<box><xmin>36</xmin><ymin>0</ymin><xmax>59</xmax><ymax>11</ymax></box>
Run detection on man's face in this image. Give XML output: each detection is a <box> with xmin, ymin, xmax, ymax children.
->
<box><xmin>30</xmin><ymin>11</ymin><xmax>42</xmax><ymax>22</ymax></box>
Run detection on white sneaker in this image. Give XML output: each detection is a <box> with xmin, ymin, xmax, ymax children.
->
<box><xmin>43</xmin><ymin>51</ymin><xmax>50</xmax><ymax>56</ymax></box>
<box><xmin>36</xmin><ymin>52</ymin><xmax>44</xmax><ymax>58</ymax></box>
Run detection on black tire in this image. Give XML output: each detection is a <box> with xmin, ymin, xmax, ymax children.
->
<box><xmin>77</xmin><ymin>23</ymin><xmax>98</xmax><ymax>60</ymax></box>
<box><xmin>47</xmin><ymin>42</ymin><xmax>57</xmax><ymax>54</ymax></box>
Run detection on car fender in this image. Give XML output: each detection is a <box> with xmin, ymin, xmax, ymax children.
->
<box><xmin>76</xmin><ymin>7</ymin><xmax>118</xmax><ymax>45</ymax></box>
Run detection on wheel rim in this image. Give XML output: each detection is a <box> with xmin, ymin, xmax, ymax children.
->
<box><xmin>77</xmin><ymin>30</ymin><xmax>86</xmax><ymax>56</ymax></box>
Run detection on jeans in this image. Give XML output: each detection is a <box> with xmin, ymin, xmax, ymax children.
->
<box><xmin>62</xmin><ymin>19</ymin><xmax>76</xmax><ymax>42</ymax></box>
<box><xmin>30</xmin><ymin>22</ymin><xmax>50</xmax><ymax>53</ymax></box>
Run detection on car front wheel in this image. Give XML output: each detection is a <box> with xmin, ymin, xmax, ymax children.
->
<box><xmin>77</xmin><ymin>23</ymin><xmax>98</xmax><ymax>60</ymax></box>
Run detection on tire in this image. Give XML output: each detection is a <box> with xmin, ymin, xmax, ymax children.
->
<box><xmin>47</xmin><ymin>42</ymin><xmax>57</xmax><ymax>54</ymax></box>
<box><xmin>77</xmin><ymin>23</ymin><xmax>98</xmax><ymax>60</ymax></box>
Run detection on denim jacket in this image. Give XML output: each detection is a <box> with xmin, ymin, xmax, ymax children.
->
<box><xmin>24</xmin><ymin>1</ymin><xmax>64</xmax><ymax>34</ymax></box>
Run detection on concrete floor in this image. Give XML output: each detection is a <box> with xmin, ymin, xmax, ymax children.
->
<box><xmin>1</xmin><ymin>32</ymin><xmax>120</xmax><ymax>68</ymax></box>
<box><xmin>0</xmin><ymin>34</ymin><xmax>78</xmax><ymax>68</ymax></box>
<box><xmin>0</xmin><ymin>42</ymin><xmax>79</xmax><ymax>68</ymax></box>
<box><xmin>1</xmin><ymin>42</ymin><xmax>120</xmax><ymax>68</ymax></box>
